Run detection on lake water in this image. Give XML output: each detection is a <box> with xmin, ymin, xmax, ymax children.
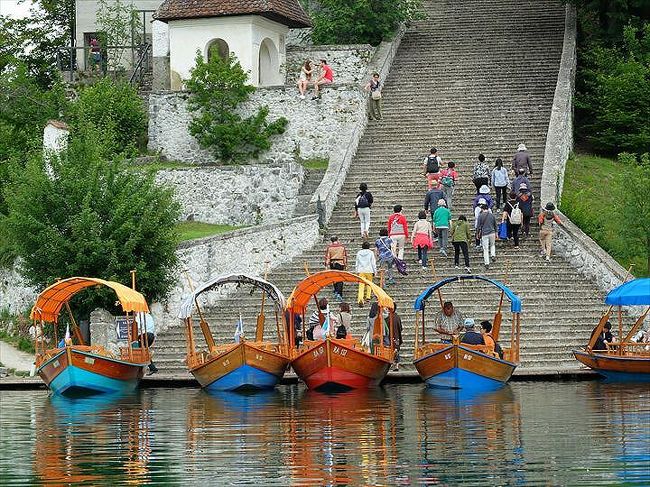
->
<box><xmin>0</xmin><ymin>381</ymin><xmax>648</xmax><ymax>485</ymax></box>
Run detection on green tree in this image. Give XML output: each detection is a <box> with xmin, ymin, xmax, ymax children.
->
<box><xmin>96</xmin><ymin>0</ymin><xmax>143</xmax><ymax>73</ymax></box>
<box><xmin>307</xmin><ymin>0</ymin><xmax>423</xmax><ymax>46</ymax></box>
<box><xmin>2</xmin><ymin>128</ymin><xmax>181</xmax><ymax>312</ymax></box>
<box><xmin>186</xmin><ymin>51</ymin><xmax>287</xmax><ymax>163</ymax></box>
<box><xmin>68</xmin><ymin>77</ymin><xmax>148</xmax><ymax>157</ymax></box>
<box><xmin>617</xmin><ymin>155</ymin><xmax>650</xmax><ymax>275</ymax></box>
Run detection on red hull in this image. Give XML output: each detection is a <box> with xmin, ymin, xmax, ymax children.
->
<box><xmin>291</xmin><ymin>338</ymin><xmax>392</xmax><ymax>391</ymax></box>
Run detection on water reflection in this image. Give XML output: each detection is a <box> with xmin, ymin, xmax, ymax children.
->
<box><xmin>416</xmin><ymin>386</ymin><xmax>525</xmax><ymax>485</ymax></box>
<box><xmin>0</xmin><ymin>383</ymin><xmax>647</xmax><ymax>485</ymax></box>
<box><xmin>34</xmin><ymin>392</ymin><xmax>153</xmax><ymax>485</ymax></box>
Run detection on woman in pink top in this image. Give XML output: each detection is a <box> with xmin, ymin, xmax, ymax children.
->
<box><xmin>411</xmin><ymin>210</ymin><xmax>433</xmax><ymax>270</ymax></box>
<box><xmin>313</xmin><ymin>59</ymin><xmax>334</xmax><ymax>99</ymax></box>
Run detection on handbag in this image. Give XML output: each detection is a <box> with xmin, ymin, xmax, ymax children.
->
<box><xmin>394</xmin><ymin>257</ymin><xmax>408</xmax><ymax>276</ymax></box>
<box><xmin>498</xmin><ymin>221</ymin><xmax>508</xmax><ymax>240</ymax></box>
<box><xmin>371</xmin><ymin>90</ymin><xmax>382</xmax><ymax>100</ymax></box>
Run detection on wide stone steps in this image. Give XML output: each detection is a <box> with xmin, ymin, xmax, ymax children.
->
<box><xmin>155</xmin><ymin>0</ymin><xmax>599</xmax><ymax>377</ymax></box>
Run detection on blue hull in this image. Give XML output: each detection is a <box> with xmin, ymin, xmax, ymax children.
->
<box><xmin>204</xmin><ymin>364</ymin><xmax>280</xmax><ymax>392</ymax></box>
<box><xmin>598</xmin><ymin>370</ymin><xmax>650</xmax><ymax>382</ymax></box>
<box><xmin>425</xmin><ymin>367</ymin><xmax>505</xmax><ymax>392</ymax></box>
<box><xmin>48</xmin><ymin>365</ymin><xmax>140</xmax><ymax>396</ymax></box>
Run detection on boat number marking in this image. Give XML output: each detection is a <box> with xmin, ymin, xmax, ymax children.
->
<box><xmin>463</xmin><ymin>354</ymin><xmax>472</xmax><ymax>361</ymax></box>
<box><xmin>84</xmin><ymin>357</ymin><xmax>95</xmax><ymax>365</ymax></box>
<box><xmin>312</xmin><ymin>347</ymin><xmax>324</xmax><ymax>359</ymax></box>
<box><xmin>332</xmin><ymin>346</ymin><xmax>347</xmax><ymax>357</ymax></box>
<box><xmin>444</xmin><ymin>354</ymin><xmax>451</xmax><ymax>360</ymax></box>
<box><xmin>255</xmin><ymin>354</ymin><xmax>263</xmax><ymax>361</ymax></box>
<box><xmin>222</xmin><ymin>359</ymin><xmax>230</xmax><ymax>367</ymax></box>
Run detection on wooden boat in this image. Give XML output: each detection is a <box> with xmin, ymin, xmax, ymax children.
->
<box><xmin>286</xmin><ymin>270</ymin><xmax>396</xmax><ymax>391</ymax></box>
<box><xmin>178</xmin><ymin>273</ymin><xmax>291</xmax><ymax>392</ymax></box>
<box><xmin>573</xmin><ymin>277</ymin><xmax>650</xmax><ymax>381</ymax></box>
<box><xmin>412</xmin><ymin>275</ymin><xmax>522</xmax><ymax>391</ymax></box>
<box><xmin>31</xmin><ymin>277</ymin><xmax>152</xmax><ymax>396</ymax></box>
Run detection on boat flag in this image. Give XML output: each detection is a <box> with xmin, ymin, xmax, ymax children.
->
<box><xmin>234</xmin><ymin>313</ymin><xmax>244</xmax><ymax>343</ymax></box>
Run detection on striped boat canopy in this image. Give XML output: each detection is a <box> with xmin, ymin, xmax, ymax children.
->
<box><xmin>286</xmin><ymin>270</ymin><xmax>394</xmax><ymax>314</ymax></box>
<box><xmin>178</xmin><ymin>273</ymin><xmax>286</xmax><ymax>319</ymax></box>
<box><xmin>413</xmin><ymin>275</ymin><xmax>522</xmax><ymax>313</ymax></box>
<box><xmin>30</xmin><ymin>277</ymin><xmax>150</xmax><ymax>323</ymax></box>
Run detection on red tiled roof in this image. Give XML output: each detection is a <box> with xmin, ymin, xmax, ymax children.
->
<box><xmin>155</xmin><ymin>0</ymin><xmax>311</xmax><ymax>28</ymax></box>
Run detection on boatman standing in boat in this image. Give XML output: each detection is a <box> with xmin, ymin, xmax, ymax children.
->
<box><xmin>432</xmin><ymin>301</ymin><xmax>465</xmax><ymax>341</ymax></box>
<box><xmin>136</xmin><ymin>312</ymin><xmax>159</xmax><ymax>375</ymax></box>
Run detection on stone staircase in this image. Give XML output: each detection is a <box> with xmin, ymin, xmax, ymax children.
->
<box><xmin>155</xmin><ymin>0</ymin><xmax>605</xmax><ymax>377</ymax></box>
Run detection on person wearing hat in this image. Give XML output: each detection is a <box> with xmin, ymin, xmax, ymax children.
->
<box><xmin>512</xmin><ymin>143</ymin><xmax>533</xmax><ymax>176</ymax></box>
<box><xmin>460</xmin><ymin>318</ymin><xmax>485</xmax><ymax>345</ymax></box>
<box><xmin>433</xmin><ymin>199</ymin><xmax>452</xmax><ymax>256</ymax></box>
<box><xmin>515</xmin><ymin>184</ymin><xmax>535</xmax><ymax>237</ymax></box>
<box><xmin>538</xmin><ymin>202</ymin><xmax>563</xmax><ymax>261</ymax></box>
<box><xmin>512</xmin><ymin>168</ymin><xmax>531</xmax><ymax>194</ymax></box>
<box><xmin>473</xmin><ymin>184</ymin><xmax>494</xmax><ymax>209</ymax></box>
<box><xmin>473</xmin><ymin>197</ymin><xmax>489</xmax><ymax>249</ymax></box>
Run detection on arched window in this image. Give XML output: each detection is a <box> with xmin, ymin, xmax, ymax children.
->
<box><xmin>258</xmin><ymin>38</ymin><xmax>279</xmax><ymax>86</ymax></box>
<box><xmin>206</xmin><ymin>38</ymin><xmax>229</xmax><ymax>62</ymax></box>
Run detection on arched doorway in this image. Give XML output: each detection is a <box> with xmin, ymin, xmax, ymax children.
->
<box><xmin>206</xmin><ymin>38</ymin><xmax>229</xmax><ymax>62</ymax></box>
<box><xmin>258</xmin><ymin>38</ymin><xmax>279</xmax><ymax>86</ymax></box>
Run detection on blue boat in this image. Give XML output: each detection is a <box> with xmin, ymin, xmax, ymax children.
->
<box><xmin>412</xmin><ymin>275</ymin><xmax>522</xmax><ymax>391</ymax></box>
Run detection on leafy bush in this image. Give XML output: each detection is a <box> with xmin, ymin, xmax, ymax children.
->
<box><xmin>575</xmin><ymin>23</ymin><xmax>650</xmax><ymax>154</ymax></box>
<box><xmin>2</xmin><ymin>128</ymin><xmax>180</xmax><ymax>315</ymax></box>
<box><xmin>69</xmin><ymin>77</ymin><xmax>148</xmax><ymax>157</ymax></box>
<box><xmin>186</xmin><ymin>52</ymin><xmax>287</xmax><ymax>163</ymax></box>
<box><xmin>307</xmin><ymin>0</ymin><xmax>423</xmax><ymax>46</ymax></box>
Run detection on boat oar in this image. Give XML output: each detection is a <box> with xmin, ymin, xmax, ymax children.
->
<box><xmin>256</xmin><ymin>264</ymin><xmax>269</xmax><ymax>342</ymax></box>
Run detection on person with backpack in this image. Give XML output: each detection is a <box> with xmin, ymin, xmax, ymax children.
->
<box><xmin>422</xmin><ymin>147</ymin><xmax>442</xmax><ymax>190</ymax></box>
<box><xmin>375</xmin><ymin>228</ymin><xmax>395</xmax><ymax>285</ymax></box>
<box><xmin>472</xmin><ymin>154</ymin><xmax>490</xmax><ymax>193</ymax></box>
<box><xmin>512</xmin><ymin>143</ymin><xmax>533</xmax><ymax>176</ymax></box>
<box><xmin>516</xmin><ymin>184</ymin><xmax>534</xmax><ymax>237</ymax></box>
<box><xmin>491</xmin><ymin>158</ymin><xmax>510</xmax><ymax>210</ymax></box>
<box><xmin>324</xmin><ymin>235</ymin><xmax>348</xmax><ymax>301</ymax></box>
<box><xmin>502</xmin><ymin>192</ymin><xmax>522</xmax><ymax>249</ymax></box>
<box><xmin>538</xmin><ymin>202</ymin><xmax>563</xmax><ymax>261</ymax></box>
<box><xmin>476</xmin><ymin>203</ymin><xmax>498</xmax><ymax>270</ymax></box>
<box><xmin>411</xmin><ymin>210</ymin><xmax>433</xmax><ymax>270</ymax></box>
<box><xmin>512</xmin><ymin>168</ymin><xmax>531</xmax><ymax>194</ymax></box>
<box><xmin>354</xmin><ymin>182</ymin><xmax>373</xmax><ymax>240</ymax></box>
<box><xmin>387</xmin><ymin>205</ymin><xmax>408</xmax><ymax>260</ymax></box>
<box><xmin>433</xmin><ymin>200</ymin><xmax>452</xmax><ymax>257</ymax></box>
<box><xmin>439</xmin><ymin>161</ymin><xmax>458</xmax><ymax>210</ymax></box>
<box><xmin>450</xmin><ymin>215</ymin><xmax>472</xmax><ymax>273</ymax></box>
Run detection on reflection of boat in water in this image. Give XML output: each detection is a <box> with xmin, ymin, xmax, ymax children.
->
<box><xmin>417</xmin><ymin>385</ymin><xmax>525</xmax><ymax>485</ymax></box>
<box><xmin>286</xmin><ymin>271</ymin><xmax>397</xmax><ymax>391</ymax></box>
<box><xmin>573</xmin><ymin>278</ymin><xmax>650</xmax><ymax>381</ymax></box>
<box><xmin>31</xmin><ymin>277</ymin><xmax>152</xmax><ymax>396</ymax></box>
<box><xmin>34</xmin><ymin>391</ymin><xmax>152</xmax><ymax>484</ymax></box>
<box><xmin>412</xmin><ymin>275</ymin><xmax>521</xmax><ymax>391</ymax></box>
<box><xmin>179</xmin><ymin>274</ymin><xmax>291</xmax><ymax>392</ymax></box>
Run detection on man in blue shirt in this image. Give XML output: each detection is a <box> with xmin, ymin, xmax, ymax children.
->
<box><xmin>460</xmin><ymin>318</ymin><xmax>484</xmax><ymax>345</ymax></box>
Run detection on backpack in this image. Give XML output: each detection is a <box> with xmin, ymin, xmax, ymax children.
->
<box><xmin>336</xmin><ymin>324</ymin><xmax>347</xmax><ymax>339</ymax></box>
<box><xmin>390</xmin><ymin>215</ymin><xmax>405</xmax><ymax>235</ymax></box>
<box><xmin>440</xmin><ymin>170</ymin><xmax>454</xmax><ymax>187</ymax></box>
<box><xmin>356</xmin><ymin>192</ymin><xmax>369</xmax><ymax>208</ymax></box>
<box><xmin>510</xmin><ymin>203</ymin><xmax>523</xmax><ymax>225</ymax></box>
<box><xmin>426</xmin><ymin>155</ymin><xmax>440</xmax><ymax>174</ymax></box>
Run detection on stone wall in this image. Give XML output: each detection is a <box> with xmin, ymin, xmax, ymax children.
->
<box><xmin>285</xmin><ymin>45</ymin><xmax>375</xmax><ymax>85</ymax></box>
<box><xmin>0</xmin><ymin>266</ymin><xmax>36</xmax><ymax>315</ymax></box>
<box><xmin>157</xmin><ymin>215</ymin><xmax>320</xmax><ymax>332</ymax></box>
<box><xmin>540</xmin><ymin>6</ymin><xmax>631</xmax><ymax>298</ymax></box>
<box><xmin>310</xmin><ymin>26</ymin><xmax>406</xmax><ymax>224</ymax></box>
<box><xmin>540</xmin><ymin>5</ymin><xmax>577</xmax><ymax>207</ymax></box>
<box><xmin>155</xmin><ymin>163</ymin><xmax>304</xmax><ymax>225</ymax></box>
<box><xmin>148</xmin><ymin>86</ymin><xmax>366</xmax><ymax>165</ymax></box>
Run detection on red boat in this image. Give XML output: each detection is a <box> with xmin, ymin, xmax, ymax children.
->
<box><xmin>286</xmin><ymin>270</ymin><xmax>396</xmax><ymax>391</ymax></box>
